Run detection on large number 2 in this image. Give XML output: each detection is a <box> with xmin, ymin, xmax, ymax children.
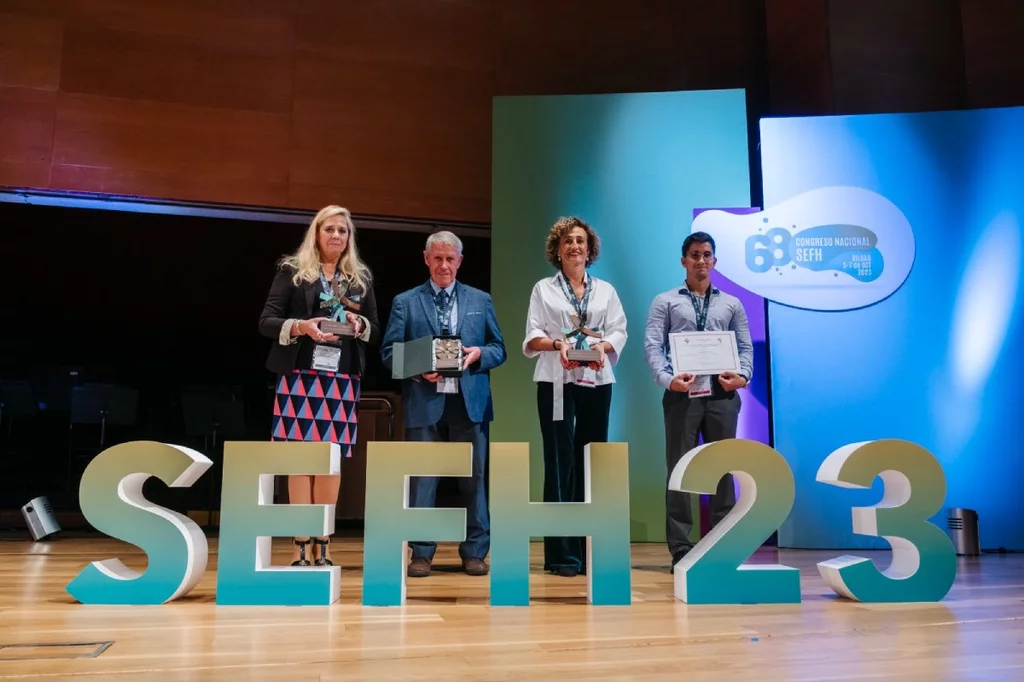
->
<box><xmin>671</xmin><ymin>438</ymin><xmax>956</xmax><ymax>604</ymax></box>
<box><xmin>670</xmin><ymin>440</ymin><xmax>801</xmax><ymax>604</ymax></box>
<box><xmin>815</xmin><ymin>440</ymin><xmax>956</xmax><ymax>602</ymax></box>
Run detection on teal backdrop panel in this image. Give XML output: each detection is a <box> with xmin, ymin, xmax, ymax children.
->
<box><xmin>491</xmin><ymin>89</ymin><xmax>752</xmax><ymax>542</ymax></box>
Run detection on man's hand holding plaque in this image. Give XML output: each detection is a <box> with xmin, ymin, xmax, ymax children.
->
<box><xmin>423</xmin><ymin>340</ymin><xmax>481</xmax><ymax>382</ymax></box>
<box><xmin>460</xmin><ymin>345</ymin><xmax>482</xmax><ymax>368</ymax></box>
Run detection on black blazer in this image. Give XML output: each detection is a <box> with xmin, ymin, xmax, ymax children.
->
<box><xmin>258</xmin><ymin>265</ymin><xmax>381</xmax><ymax>377</ymax></box>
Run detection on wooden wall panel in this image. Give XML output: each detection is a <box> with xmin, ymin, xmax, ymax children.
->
<box><xmin>827</xmin><ymin>0</ymin><xmax>967</xmax><ymax>114</ymax></box>
<box><xmin>51</xmin><ymin>0</ymin><xmax>296</xmax><ymax>207</ymax></box>
<box><xmin>1</xmin><ymin>1</ymin><xmax>1024</xmax><ymax>222</ymax></box>
<box><xmin>677</xmin><ymin>0</ymin><xmax>765</xmax><ymax>91</ymax></box>
<box><xmin>0</xmin><ymin>87</ymin><xmax>55</xmax><ymax>187</ymax></box>
<box><xmin>63</xmin><ymin>0</ymin><xmax>294</xmax><ymax>46</ymax></box>
<box><xmin>289</xmin><ymin>0</ymin><xmax>496</xmax><ymax>222</ymax></box>
<box><xmin>60</xmin><ymin>0</ymin><xmax>295</xmax><ymax>114</ymax></box>
<box><xmin>58</xmin><ymin>25</ymin><xmax>294</xmax><ymax>115</ymax></box>
<box><xmin>496</xmin><ymin>0</ymin><xmax>689</xmax><ymax>95</ymax></box>
<box><xmin>0</xmin><ymin>0</ymin><xmax>64</xmax><ymax>90</ymax></box>
<box><xmin>960</xmin><ymin>0</ymin><xmax>1024</xmax><ymax>108</ymax></box>
<box><xmin>51</xmin><ymin>93</ymin><xmax>291</xmax><ymax>206</ymax></box>
<box><xmin>765</xmin><ymin>0</ymin><xmax>833</xmax><ymax>115</ymax></box>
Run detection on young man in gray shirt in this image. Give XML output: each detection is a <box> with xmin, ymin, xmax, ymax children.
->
<box><xmin>643</xmin><ymin>231</ymin><xmax>754</xmax><ymax>567</ymax></box>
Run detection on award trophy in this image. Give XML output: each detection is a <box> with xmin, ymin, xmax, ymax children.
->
<box><xmin>431</xmin><ymin>335</ymin><xmax>463</xmax><ymax>376</ymax></box>
<box><xmin>565</xmin><ymin>345</ymin><xmax>601</xmax><ymax>363</ymax></box>
<box><xmin>318</xmin><ymin>318</ymin><xmax>357</xmax><ymax>339</ymax></box>
<box><xmin>562</xmin><ymin>312</ymin><xmax>602</xmax><ymax>364</ymax></box>
<box><xmin>390</xmin><ymin>334</ymin><xmax>464</xmax><ymax>379</ymax></box>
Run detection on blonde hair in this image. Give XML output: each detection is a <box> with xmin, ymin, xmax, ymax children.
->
<box><xmin>279</xmin><ymin>205</ymin><xmax>372</xmax><ymax>292</ymax></box>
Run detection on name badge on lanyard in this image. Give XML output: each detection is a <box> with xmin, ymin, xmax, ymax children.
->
<box><xmin>312</xmin><ymin>265</ymin><xmax>348</xmax><ymax>373</ymax></box>
<box><xmin>311</xmin><ymin>344</ymin><xmax>341</xmax><ymax>373</ymax></box>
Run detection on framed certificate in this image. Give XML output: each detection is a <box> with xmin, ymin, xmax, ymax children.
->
<box><xmin>669</xmin><ymin>331</ymin><xmax>741</xmax><ymax>375</ymax></box>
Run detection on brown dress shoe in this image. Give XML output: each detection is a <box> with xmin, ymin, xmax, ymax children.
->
<box><xmin>407</xmin><ymin>557</ymin><xmax>432</xmax><ymax>578</ymax></box>
<box><xmin>463</xmin><ymin>557</ymin><xmax>489</xmax><ymax>576</ymax></box>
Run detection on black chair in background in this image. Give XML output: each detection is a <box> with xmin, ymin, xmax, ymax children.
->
<box><xmin>30</xmin><ymin>366</ymin><xmax>84</xmax><ymax>412</ymax></box>
<box><xmin>69</xmin><ymin>383</ymin><xmax>139</xmax><ymax>448</ymax></box>
<box><xmin>0</xmin><ymin>380</ymin><xmax>38</xmax><ymax>446</ymax></box>
<box><xmin>67</xmin><ymin>383</ymin><xmax>139</xmax><ymax>501</ymax></box>
<box><xmin>181</xmin><ymin>386</ymin><xmax>248</xmax><ymax>525</ymax></box>
<box><xmin>0</xmin><ymin>380</ymin><xmax>40</xmax><ymax>505</ymax></box>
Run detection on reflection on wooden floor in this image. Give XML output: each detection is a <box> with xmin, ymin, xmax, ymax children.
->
<box><xmin>0</xmin><ymin>536</ymin><xmax>1022</xmax><ymax>681</ymax></box>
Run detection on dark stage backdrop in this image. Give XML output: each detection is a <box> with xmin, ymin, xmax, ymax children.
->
<box><xmin>0</xmin><ymin>201</ymin><xmax>490</xmax><ymax>512</ymax></box>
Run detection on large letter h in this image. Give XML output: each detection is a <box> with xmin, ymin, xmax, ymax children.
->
<box><xmin>489</xmin><ymin>442</ymin><xmax>631</xmax><ymax>606</ymax></box>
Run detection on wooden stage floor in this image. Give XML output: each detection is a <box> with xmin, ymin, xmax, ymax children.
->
<box><xmin>0</xmin><ymin>536</ymin><xmax>1021</xmax><ymax>681</ymax></box>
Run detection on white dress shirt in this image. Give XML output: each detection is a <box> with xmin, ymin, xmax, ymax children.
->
<box><xmin>522</xmin><ymin>273</ymin><xmax>628</xmax><ymax>414</ymax></box>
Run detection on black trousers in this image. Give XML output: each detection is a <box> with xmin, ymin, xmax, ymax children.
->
<box><xmin>663</xmin><ymin>389</ymin><xmax>741</xmax><ymax>559</ymax></box>
<box><xmin>536</xmin><ymin>381</ymin><xmax>612</xmax><ymax>573</ymax></box>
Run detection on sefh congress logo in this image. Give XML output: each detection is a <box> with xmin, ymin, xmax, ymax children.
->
<box><xmin>692</xmin><ymin>187</ymin><xmax>916</xmax><ymax>311</ymax></box>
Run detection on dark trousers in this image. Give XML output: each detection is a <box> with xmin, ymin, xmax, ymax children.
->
<box><xmin>537</xmin><ymin>381</ymin><xmax>613</xmax><ymax>573</ymax></box>
<box><xmin>663</xmin><ymin>389</ymin><xmax>741</xmax><ymax>558</ymax></box>
<box><xmin>406</xmin><ymin>393</ymin><xmax>490</xmax><ymax>562</ymax></box>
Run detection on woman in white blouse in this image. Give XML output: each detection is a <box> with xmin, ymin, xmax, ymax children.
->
<box><xmin>522</xmin><ymin>216</ymin><xmax>628</xmax><ymax>577</ymax></box>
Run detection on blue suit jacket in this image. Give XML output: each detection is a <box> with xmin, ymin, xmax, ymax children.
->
<box><xmin>381</xmin><ymin>280</ymin><xmax>507</xmax><ymax>429</ymax></box>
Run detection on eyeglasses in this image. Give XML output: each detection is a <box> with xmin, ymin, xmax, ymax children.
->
<box><xmin>686</xmin><ymin>252</ymin><xmax>715</xmax><ymax>262</ymax></box>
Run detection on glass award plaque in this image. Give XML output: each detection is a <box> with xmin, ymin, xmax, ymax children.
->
<box><xmin>318</xmin><ymin>319</ymin><xmax>356</xmax><ymax>338</ymax></box>
<box><xmin>432</xmin><ymin>335</ymin><xmax>463</xmax><ymax>376</ymax></box>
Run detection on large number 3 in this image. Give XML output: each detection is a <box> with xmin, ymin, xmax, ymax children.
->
<box><xmin>815</xmin><ymin>440</ymin><xmax>956</xmax><ymax>602</ymax></box>
<box><xmin>671</xmin><ymin>438</ymin><xmax>957</xmax><ymax>604</ymax></box>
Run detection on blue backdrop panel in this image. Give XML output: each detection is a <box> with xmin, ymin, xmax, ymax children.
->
<box><xmin>760</xmin><ymin>107</ymin><xmax>1024</xmax><ymax>551</ymax></box>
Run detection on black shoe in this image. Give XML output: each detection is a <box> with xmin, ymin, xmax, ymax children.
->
<box><xmin>313</xmin><ymin>538</ymin><xmax>333</xmax><ymax>566</ymax></box>
<box><xmin>553</xmin><ymin>566</ymin><xmax>579</xmax><ymax>578</ymax></box>
<box><xmin>291</xmin><ymin>538</ymin><xmax>312</xmax><ymax>566</ymax></box>
<box><xmin>669</xmin><ymin>549</ymin><xmax>690</xmax><ymax>573</ymax></box>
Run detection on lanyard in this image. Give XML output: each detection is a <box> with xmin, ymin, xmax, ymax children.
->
<box><xmin>318</xmin><ymin>267</ymin><xmax>349</xmax><ymax>320</ymax></box>
<box><xmin>558</xmin><ymin>272</ymin><xmax>592</xmax><ymax>321</ymax></box>
<box><xmin>558</xmin><ymin>273</ymin><xmax>594</xmax><ymax>348</ymax></box>
<box><xmin>686</xmin><ymin>287</ymin><xmax>712</xmax><ymax>331</ymax></box>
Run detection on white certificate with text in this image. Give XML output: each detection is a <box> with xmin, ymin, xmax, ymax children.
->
<box><xmin>669</xmin><ymin>331</ymin><xmax>741</xmax><ymax>375</ymax></box>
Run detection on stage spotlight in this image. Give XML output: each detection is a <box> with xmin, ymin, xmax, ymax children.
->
<box><xmin>21</xmin><ymin>496</ymin><xmax>61</xmax><ymax>541</ymax></box>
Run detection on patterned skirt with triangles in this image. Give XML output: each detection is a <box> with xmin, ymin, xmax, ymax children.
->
<box><xmin>271</xmin><ymin>369</ymin><xmax>360</xmax><ymax>458</ymax></box>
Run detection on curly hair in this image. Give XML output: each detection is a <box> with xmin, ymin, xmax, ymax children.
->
<box><xmin>544</xmin><ymin>216</ymin><xmax>600</xmax><ymax>269</ymax></box>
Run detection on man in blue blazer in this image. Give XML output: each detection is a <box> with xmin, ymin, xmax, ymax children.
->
<box><xmin>380</xmin><ymin>230</ymin><xmax>507</xmax><ymax>577</ymax></box>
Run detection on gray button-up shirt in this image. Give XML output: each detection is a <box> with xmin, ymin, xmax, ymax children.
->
<box><xmin>644</xmin><ymin>284</ymin><xmax>754</xmax><ymax>391</ymax></box>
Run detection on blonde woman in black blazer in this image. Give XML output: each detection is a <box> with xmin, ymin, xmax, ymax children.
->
<box><xmin>259</xmin><ymin>205</ymin><xmax>380</xmax><ymax>567</ymax></box>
